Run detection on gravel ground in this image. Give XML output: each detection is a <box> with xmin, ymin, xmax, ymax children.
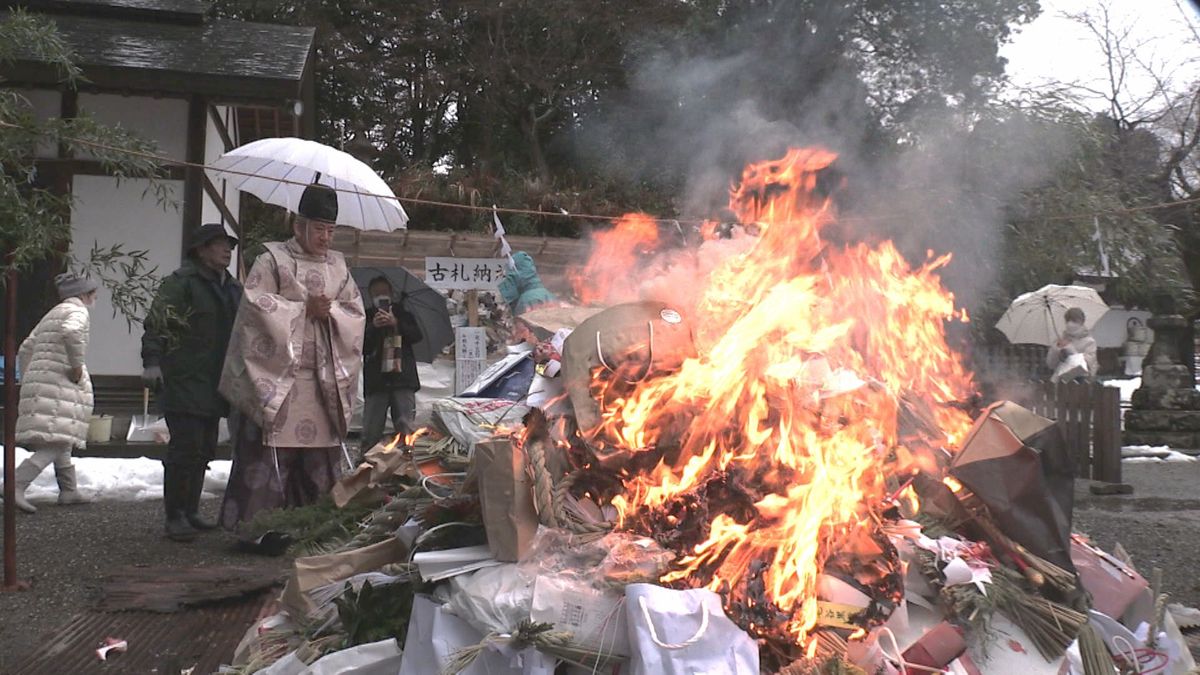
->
<box><xmin>1073</xmin><ymin>462</ymin><xmax>1200</xmax><ymax>610</ymax></box>
<box><xmin>0</xmin><ymin>463</ymin><xmax>1196</xmax><ymax>673</ymax></box>
<box><xmin>0</xmin><ymin>496</ymin><xmax>289</xmax><ymax>673</ymax></box>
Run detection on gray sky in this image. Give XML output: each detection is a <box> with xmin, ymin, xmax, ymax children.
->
<box><xmin>1002</xmin><ymin>0</ymin><xmax>1200</xmax><ymax>109</ymax></box>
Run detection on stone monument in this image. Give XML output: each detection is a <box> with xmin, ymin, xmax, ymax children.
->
<box><xmin>1123</xmin><ymin>292</ymin><xmax>1200</xmax><ymax>450</ymax></box>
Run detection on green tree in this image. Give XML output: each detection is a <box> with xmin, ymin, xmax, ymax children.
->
<box><xmin>1</xmin><ymin>9</ymin><xmax>173</xmax><ymax>326</ymax></box>
<box><xmin>1039</xmin><ymin>0</ymin><xmax>1200</xmax><ymax>311</ymax></box>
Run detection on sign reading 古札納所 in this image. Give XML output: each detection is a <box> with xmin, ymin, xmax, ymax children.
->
<box><xmin>423</xmin><ymin>257</ymin><xmax>507</xmax><ymax>290</ymax></box>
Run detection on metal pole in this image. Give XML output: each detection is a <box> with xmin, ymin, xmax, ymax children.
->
<box><xmin>3</xmin><ymin>265</ymin><xmax>19</xmax><ymax>589</ymax></box>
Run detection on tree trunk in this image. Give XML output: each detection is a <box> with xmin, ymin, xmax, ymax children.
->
<box><xmin>522</xmin><ymin>105</ymin><xmax>553</xmax><ymax>185</ymax></box>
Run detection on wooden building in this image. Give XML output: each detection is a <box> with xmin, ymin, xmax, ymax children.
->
<box><xmin>1</xmin><ymin>0</ymin><xmax>315</xmax><ymax>377</ymax></box>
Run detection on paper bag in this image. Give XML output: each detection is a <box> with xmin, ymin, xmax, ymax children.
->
<box><xmin>1070</xmin><ymin>538</ymin><xmax>1148</xmax><ymax>620</ymax></box>
<box><xmin>624</xmin><ymin>583</ymin><xmax>758</xmax><ymax>675</ymax></box>
<box><xmin>331</xmin><ymin>441</ymin><xmax>409</xmax><ymax>507</ymax></box>
<box><xmin>475</xmin><ymin>437</ymin><xmax>538</xmax><ymax>562</ymax></box>
<box><xmin>281</xmin><ymin>538</ymin><xmax>407</xmax><ymax>618</ymax></box>
<box><xmin>1051</xmin><ymin>352</ymin><xmax>1089</xmax><ymax>383</ymax></box>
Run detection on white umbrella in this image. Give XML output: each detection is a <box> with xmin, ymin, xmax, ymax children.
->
<box><xmin>208</xmin><ymin>137</ymin><xmax>408</xmax><ymax>232</ymax></box>
<box><xmin>995</xmin><ymin>284</ymin><xmax>1110</xmax><ymax>346</ymax></box>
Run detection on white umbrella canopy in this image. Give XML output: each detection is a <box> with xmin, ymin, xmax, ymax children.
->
<box><xmin>208</xmin><ymin>137</ymin><xmax>408</xmax><ymax>232</ymax></box>
<box><xmin>995</xmin><ymin>284</ymin><xmax>1110</xmax><ymax>346</ymax></box>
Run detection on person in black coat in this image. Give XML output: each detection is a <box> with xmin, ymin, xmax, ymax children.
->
<box><xmin>142</xmin><ymin>223</ymin><xmax>242</xmax><ymax>541</ymax></box>
<box><xmin>361</xmin><ymin>276</ymin><xmax>423</xmax><ymax>451</ymax></box>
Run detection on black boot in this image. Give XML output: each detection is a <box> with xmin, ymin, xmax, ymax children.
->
<box><xmin>163</xmin><ymin>465</ymin><xmax>197</xmax><ymax>542</ymax></box>
<box><xmin>184</xmin><ymin>466</ymin><xmax>217</xmax><ymax>531</ymax></box>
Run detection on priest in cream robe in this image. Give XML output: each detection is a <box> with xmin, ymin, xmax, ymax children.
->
<box><xmin>218</xmin><ymin>182</ymin><xmax>365</xmax><ymax>528</ymax></box>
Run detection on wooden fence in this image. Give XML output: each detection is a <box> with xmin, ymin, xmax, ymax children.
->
<box><xmin>1025</xmin><ymin>381</ymin><xmax>1122</xmax><ymax>484</ymax></box>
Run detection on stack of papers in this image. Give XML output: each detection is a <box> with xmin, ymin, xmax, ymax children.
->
<box><xmin>412</xmin><ymin>546</ymin><xmax>500</xmax><ymax>582</ymax></box>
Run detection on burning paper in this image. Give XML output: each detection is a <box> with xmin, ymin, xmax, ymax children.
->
<box><xmin>568</xmin><ymin>147</ymin><xmax>976</xmax><ymax>655</ymax></box>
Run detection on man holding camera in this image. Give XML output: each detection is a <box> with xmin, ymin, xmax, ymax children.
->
<box><xmin>361</xmin><ymin>275</ymin><xmax>423</xmax><ymax>452</ymax></box>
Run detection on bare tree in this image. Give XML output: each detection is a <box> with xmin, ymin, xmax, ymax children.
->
<box><xmin>1056</xmin><ymin>0</ymin><xmax>1200</xmax><ymax>302</ymax></box>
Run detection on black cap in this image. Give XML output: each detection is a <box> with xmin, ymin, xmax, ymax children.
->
<box><xmin>298</xmin><ymin>182</ymin><xmax>339</xmax><ymax>222</ymax></box>
<box><xmin>189</xmin><ymin>223</ymin><xmax>239</xmax><ymax>251</ymax></box>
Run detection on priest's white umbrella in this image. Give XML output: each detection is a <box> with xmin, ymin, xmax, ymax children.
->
<box><xmin>208</xmin><ymin>137</ymin><xmax>407</xmax><ymax>231</ymax></box>
<box><xmin>995</xmin><ymin>284</ymin><xmax>1109</xmax><ymax>346</ymax></box>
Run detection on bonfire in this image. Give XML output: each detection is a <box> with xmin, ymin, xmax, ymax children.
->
<box><xmin>565</xmin><ymin>147</ymin><xmax>978</xmax><ymax>665</ymax></box>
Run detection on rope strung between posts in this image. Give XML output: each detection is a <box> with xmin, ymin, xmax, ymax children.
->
<box><xmin>5</xmin><ymin>119</ymin><xmax>1200</xmax><ymax>227</ymax></box>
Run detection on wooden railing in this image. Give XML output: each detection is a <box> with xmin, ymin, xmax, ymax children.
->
<box><xmin>1026</xmin><ymin>381</ymin><xmax>1122</xmax><ymax>484</ymax></box>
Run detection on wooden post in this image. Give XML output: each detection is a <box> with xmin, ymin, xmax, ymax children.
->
<box><xmin>1092</xmin><ymin>384</ymin><xmax>1123</xmax><ymax>484</ymax></box>
<box><xmin>181</xmin><ymin>95</ymin><xmax>207</xmax><ymax>261</ymax></box>
<box><xmin>3</xmin><ymin>265</ymin><xmax>21</xmax><ymax>590</ymax></box>
<box><xmin>467</xmin><ymin>290</ymin><xmax>479</xmax><ymax>327</ymax></box>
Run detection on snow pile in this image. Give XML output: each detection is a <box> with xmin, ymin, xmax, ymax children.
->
<box><xmin>2</xmin><ymin>447</ymin><xmax>231</xmax><ymax>503</ymax></box>
<box><xmin>1104</xmin><ymin>377</ymin><xmax>1141</xmax><ymax>404</ymax></box>
<box><xmin>1121</xmin><ymin>444</ymin><xmax>1198</xmax><ymax>463</ymax></box>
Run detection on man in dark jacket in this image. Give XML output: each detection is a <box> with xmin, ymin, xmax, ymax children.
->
<box><xmin>142</xmin><ymin>223</ymin><xmax>242</xmax><ymax>542</ymax></box>
<box><xmin>361</xmin><ymin>276</ymin><xmax>423</xmax><ymax>452</ymax></box>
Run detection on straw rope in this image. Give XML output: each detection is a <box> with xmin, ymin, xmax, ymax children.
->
<box><xmin>524</xmin><ymin>436</ymin><xmax>614</xmax><ymax>535</ymax></box>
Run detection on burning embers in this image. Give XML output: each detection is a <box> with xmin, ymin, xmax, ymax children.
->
<box><xmin>570</xmin><ymin>148</ymin><xmax>976</xmax><ymax>655</ymax></box>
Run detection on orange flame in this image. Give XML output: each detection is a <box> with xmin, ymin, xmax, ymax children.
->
<box><xmin>591</xmin><ymin>147</ymin><xmax>975</xmax><ymax>643</ymax></box>
<box><xmin>570</xmin><ymin>213</ymin><xmax>661</xmax><ymax>305</ymax></box>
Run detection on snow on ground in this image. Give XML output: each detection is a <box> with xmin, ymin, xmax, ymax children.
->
<box><xmin>0</xmin><ymin>362</ymin><xmax>459</xmax><ymax>506</ymax></box>
<box><xmin>1122</xmin><ymin>444</ymin><xmax>1199</xmax><ymax>463</ymax></box>
<box><xmin>1105</xmin><ymin>377</ymin><xmax>1141</xmax><ymax>404</ymax></box>
<box><xmin>2</xmin><ymin>447</ymin><xmax>230</xmax><ymax>504</ymax></box>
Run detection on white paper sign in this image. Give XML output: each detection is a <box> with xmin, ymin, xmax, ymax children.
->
<box><xmin>424</xmin><ymin>257</ymin><xmax>507</xmax><ymax>290</ymax></box>
<box><xmin>455</xmin><ymin>359</ymin><xmax>486</xmax><ymax>396</ymax></box>
<box><xmin>455</xmin><ymin>327</ymin><xmax>488</xmax><ymax>394</ymax></box>
<box><xmin>455</xmin><ymin>327</ymin><xmax>488</xmax><ymax>360</ymax></box>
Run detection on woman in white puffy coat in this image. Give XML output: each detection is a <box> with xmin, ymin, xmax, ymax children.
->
<box><xmin>6</xmin><ymin>273</ymin><xmax>99</xmax><ymax>513</ymax></box>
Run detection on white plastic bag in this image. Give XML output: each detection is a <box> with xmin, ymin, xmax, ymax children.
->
<box><xmin>446</xmin><ymin>564</ymin><xmax>535</xmax><ymax>635</ymax></box>
<box><xmin>303</xmin><ymin>638</ymin><xmax>404</xmax><ymax>674</ymax></box>
<box><xmin>531</xmin><ymin>573</ymin><xmax>629</xmax><ymax>656</ymax></box>
<box><xmin>400</xmin><ymin>595</ymin><xmax>552</xmax><ymax>675</ymax></box>
<box><xmin>432</xmin><ymin>397</ymin><xmax>529</xmax><ymax>452</ymax></box>
<box><xmin>624</xmin><ymin>584</ymin><xmax>759</xmax><ymax>675</ymax></box>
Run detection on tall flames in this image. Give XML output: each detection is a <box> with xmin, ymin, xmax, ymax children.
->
<box><xmin>572</xmin><ymin>148</ymin><xmax>976</xmax><ymax>647</ymax></box>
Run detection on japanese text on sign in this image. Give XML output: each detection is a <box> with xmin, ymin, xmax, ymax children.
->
<box><xmin>424</xmin><ymin>257</ymin><xmax>507</xmax><ymax>290</ymax></box>
<box><xmin>454</xmin><ymin>327</ymin><xmax>488</xmax><ymax>394</ymax></box>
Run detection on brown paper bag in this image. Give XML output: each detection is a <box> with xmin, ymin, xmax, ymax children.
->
<box><xmin>474</xmin><ymin>437</ymin><xmax>539</xmax><ymax>562</ymax></box>
<box><xmin>330</xmin><ymin>441</ymin><xmax>410</xmax><ymax>507</ymax></box>
<box><xmin>280</xmin><ymin>537</ymin><xmax>408</xmax><ymax>618</ymax></box>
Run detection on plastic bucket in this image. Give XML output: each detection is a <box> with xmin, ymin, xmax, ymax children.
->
<box><xmin>87</xmin><ymin>415</ymin><xmax>113</xmax><ymax>443</ymax></box>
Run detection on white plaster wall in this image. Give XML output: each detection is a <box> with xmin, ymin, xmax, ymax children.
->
<box><xmin>70</xmin><ymin>176</ymin><xmax>183</xmax><ymax>376</ymax></box>
<box><xmin>77</xmin><ymin>93</ymin><xmax>188</xmax><ymax>161</ymax></box>
<box><xmin>202</xmin><ymin>105</ymin><xmax>243</xmax><ymax>276</ymax></box>
<box><xmin>11</xmin><ymin>87</ymin><xmax>61</xmax><ymax>158</ymax></box>
<box><xmin>1093</xmin><ymin>307</ymin><xmax>1153</xmax><ymax>349</ymax></box>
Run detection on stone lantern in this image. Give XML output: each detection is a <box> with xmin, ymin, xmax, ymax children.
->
<box><xmin>1123</xmin><ymin>292</ymin><xmax>1200</xmax><ymax>450</ymax></box>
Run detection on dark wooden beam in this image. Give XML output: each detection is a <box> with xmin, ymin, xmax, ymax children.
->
<box><xmin>202</xmin><ymin>174</ymin><xmax>239</xmax><ymax>231</ymax></box>
<box><xmin>34</xmin><ymin>158</ymin><xmax>186</xmax><ymax>181</ymax></box>
<box><xmin>57</xmin><ymin>88</ymin><xmax>77</xmax><ymax>160</ymax></box>
<box><xmin>300</xmin><ymin>41</ymin><xmax>316</xmax><ymax>140</ymax></box>
<box><xmin>181</xmin><ymin>95</ymin><xmax>205</xmax><ymax>261</ymax></box>
<box><xmin>207</xmin><ymin>104</ymin><xmax>234</xmax><ymax>152</ymax></box>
